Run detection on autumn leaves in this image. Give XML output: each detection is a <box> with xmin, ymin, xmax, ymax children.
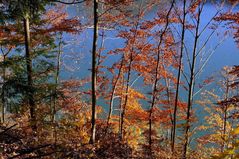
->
<box><xmin>1</xmin><ymin>0</ymin><xmax>239</xmax><ymax>158</ymax></box>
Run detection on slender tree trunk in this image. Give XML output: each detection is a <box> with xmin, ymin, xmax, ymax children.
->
<box><xmin>96</xmin><ymin>30</ymin><xmax>105</xmax><ymax>77</ymax></box>
<box><xmin>1</xmin><ymin>55</ymin><xmax>6</xmax><ymax>123</ymax></box>
<box><xmin>163</xmin><ymin>70</ymin><xmax>173</xmax><ymax>142</ymax></box>
<box><xmin>118</xmin><ymin>69</ymin><xmax>124</xmax><ymax>135</ymax></box>
<box><xmin>24</xmin><ymin>16</ymin><xmax>36</xmax><ymax>130</ymax></box>
<box><xmin>52</xmin><ymin>32</ymin><xmax>63</xmax><ymax>149</ymax></box>
<box><xmin>0</xmin><ymin>47</ymin><xmax>12</xmax><ymax>124</ymax></box>
<box><xmin>52</xmin><ymin>33</ymin><xmax>62</xmax><ymax>122</ymax></box>
<box><xmin>95</xmin><ymin>29</ymin><xmax>105</xmax><ymax>91</ymax></box>
<box><xmin>120</xmin><ymin>50</ymin><xmax>133</xmax><ymax>139</ymax></box>
<box><xmin>182</xmin><ymin>4</ymin><xmax>203</xmax><ymax>158</ymax></box>
<box><xmin>106</xmin><ymin>56</ymin><xmax>124</xmax><ymax>129</ymax></box>
<box><xmin>172</xmin><ymin>0</ymin><xmax>186</xmax><ymax>152</ymax></box>
<box><xmin>222</xmin><ymin>78</ymin><xmax>229</xmax><ymax>152</ymax></box>
<box><xmin>90</xmin><ymin>0</ymin><xmax>98</xmax><ymax>145</ymax></box>
<box><xmin>148</xmin><ymin>0</ymin><xmax>174</xmax><ymax>154</ymax></box>
<box><xmin>119</xmin><ymin>12</ymin><xmax>141</xmax><ymax>139</ymax></box>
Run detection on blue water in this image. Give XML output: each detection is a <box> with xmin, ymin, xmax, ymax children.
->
<box><xmin>48</xmin><ymin>2</ymin><xmax>239</xmax><ymax>149</ymax></box>
<box><xmin>60</xmin><ymin>3</ymin><xmax>239</xmax><ymax>97</ymax></box>
<box><xmin>58</xmin><ymin>3</ymin><xmax>239</xmax><ymax>136</ymax></box>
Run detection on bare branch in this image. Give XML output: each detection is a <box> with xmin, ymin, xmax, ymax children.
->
<box><xmin>53</xmin><ymin>0</ymin><xmax>85</xmax><ymax>4</ymax></box>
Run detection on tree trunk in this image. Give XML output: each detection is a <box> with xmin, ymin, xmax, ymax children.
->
<box><xmin>90</xmin><ymin>0</ymin><xmax>98</xmax><ymax>145</ymax></box>
<box><xmin>119</xmin><ymin>16</ymin><xmax>141</xmax><ymax>139</ymax></box>
<box><xmin>182</xmin><ymin>4</ymin><xmax>203</xmax><ymax>158</ymax></box>
<box><xmin>163</xmin><ymin>66</ymin><xmax>173</xmax><ymax>143</ymax></box>
<box><xmin>222</xmin><ymin>78</ymin><xmax>229</xmax><ymax>152</ymax></box>
<box><xmin>172</xmin><ymin>0</ymin><xmax>186</xmax><ymax>152</ymax></box>
<box><xmin>52</xmin><ymin>33</ymin><xmax>62</xmax><ymax>122</ymax></box>
<box><xmin>52</xmin><ymin>32</ymin><xmax>63</xmax><ymax>149</ymax></box>
<box><xmin>106</xmin><ymin>55</ymin><xmax>124</xmax><ymax>130</ymax></box>
<box><xmin>118</xmin><ymin>69</ymin><xmax>124</xmax><ymax>136</ymax></box>
<box><xmin>120</xmin><ymin>50</ymin><xmax>133</xmax><ymax>139</ymax></box>
<box><xmin>148</xmin><ymin>0</ymin><xmax>174</xmax><ymax>154</ymax></box>
<box><xmin>24</xmin><ymin>16</ymin><xmax>36</xmax><ymax>130</ymax></box>
<box><xmin>1</xmin><ymin>55</ymin><xmax>6</xmax><ymax>123</ymax></box>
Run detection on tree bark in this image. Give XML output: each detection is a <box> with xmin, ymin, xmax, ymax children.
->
<box><xmin>182</xmin><ymin>3</ymin><xmax>203</xmax><ymax>158</ymax></box>
<box><xmin>148</xmin><ymin>0</ymin><xmax>174</xmax><ymax>154</ymax></box>
<box><xmin>1</xmin><ymin>55</ymin><xmax>6</xmax><ymax>123</ymax></box>
<box><xmin>52</xmin><ymin>33</ymin><xmax>62</xmax><ymax>122</ymax></box>
<box><xmin>90</xmin><ymin>0</ymin><xmax>98</xmax><ymax>145</ymax></box>
<box><xmin>222</xmin><ymin>78</ymin><xmax>229</xmax><ymax>152</ymax></box>
<box><xmin>119</xmin><ymin>13</ymin><xmax>141</xmax><ymax>140</ymax></box>
<box><xmin>52</xmin><ymin>32</ymin><xmax>63</xmax><ymax>149</ymax></box>
<box><xmin>120</xmin><ymin>50</ymin><xmax>133</xmax><ymax>139</ymax></box>
<box><xmin>172</xmin><ymin>0</ymin><xmax>186</xmax><ymax>152</ymax></box>
<box><xmin>106</xmin><ymin>55</ymin><xmax>124</xmax><ymax>130</ymax></box>
<box><xmin>24</xmin><ymin>16</ymin><xmax>36</xmax><ymax>130</ymax></box>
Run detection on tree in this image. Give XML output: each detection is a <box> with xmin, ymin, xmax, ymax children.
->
<box><xmin>0</xmin><ymin>1</ymin><xmax>239</xmax><ymax>158</ymax></box>
<box><xmin>195</xmin><ymin>66</ymin><xmax>238</xmax><ymax>158</ymax></box>
<box><xmin>148</xmin><ymin>0</ymin><xmax>175</xmax><ymax>155</ymax></box>
<box><xmin>5</xmin><ymin>0</ymin><xmax>51</xmax><ymax>129</ymax></box>
<box><xmin>90</xmin><ymin>0</ymin><xmax>98</xmax><ymax>145</ymax></box>
<box><xmin>172</xmin><ymin>0</ymin><xmax>186</xmax><ymax>152</ymax></box>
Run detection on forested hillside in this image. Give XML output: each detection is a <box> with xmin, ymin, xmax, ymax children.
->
<box><xmin>0</xmin><ymin>0</ymin><xmax>239</xmax><ymax>158</ymax></box>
